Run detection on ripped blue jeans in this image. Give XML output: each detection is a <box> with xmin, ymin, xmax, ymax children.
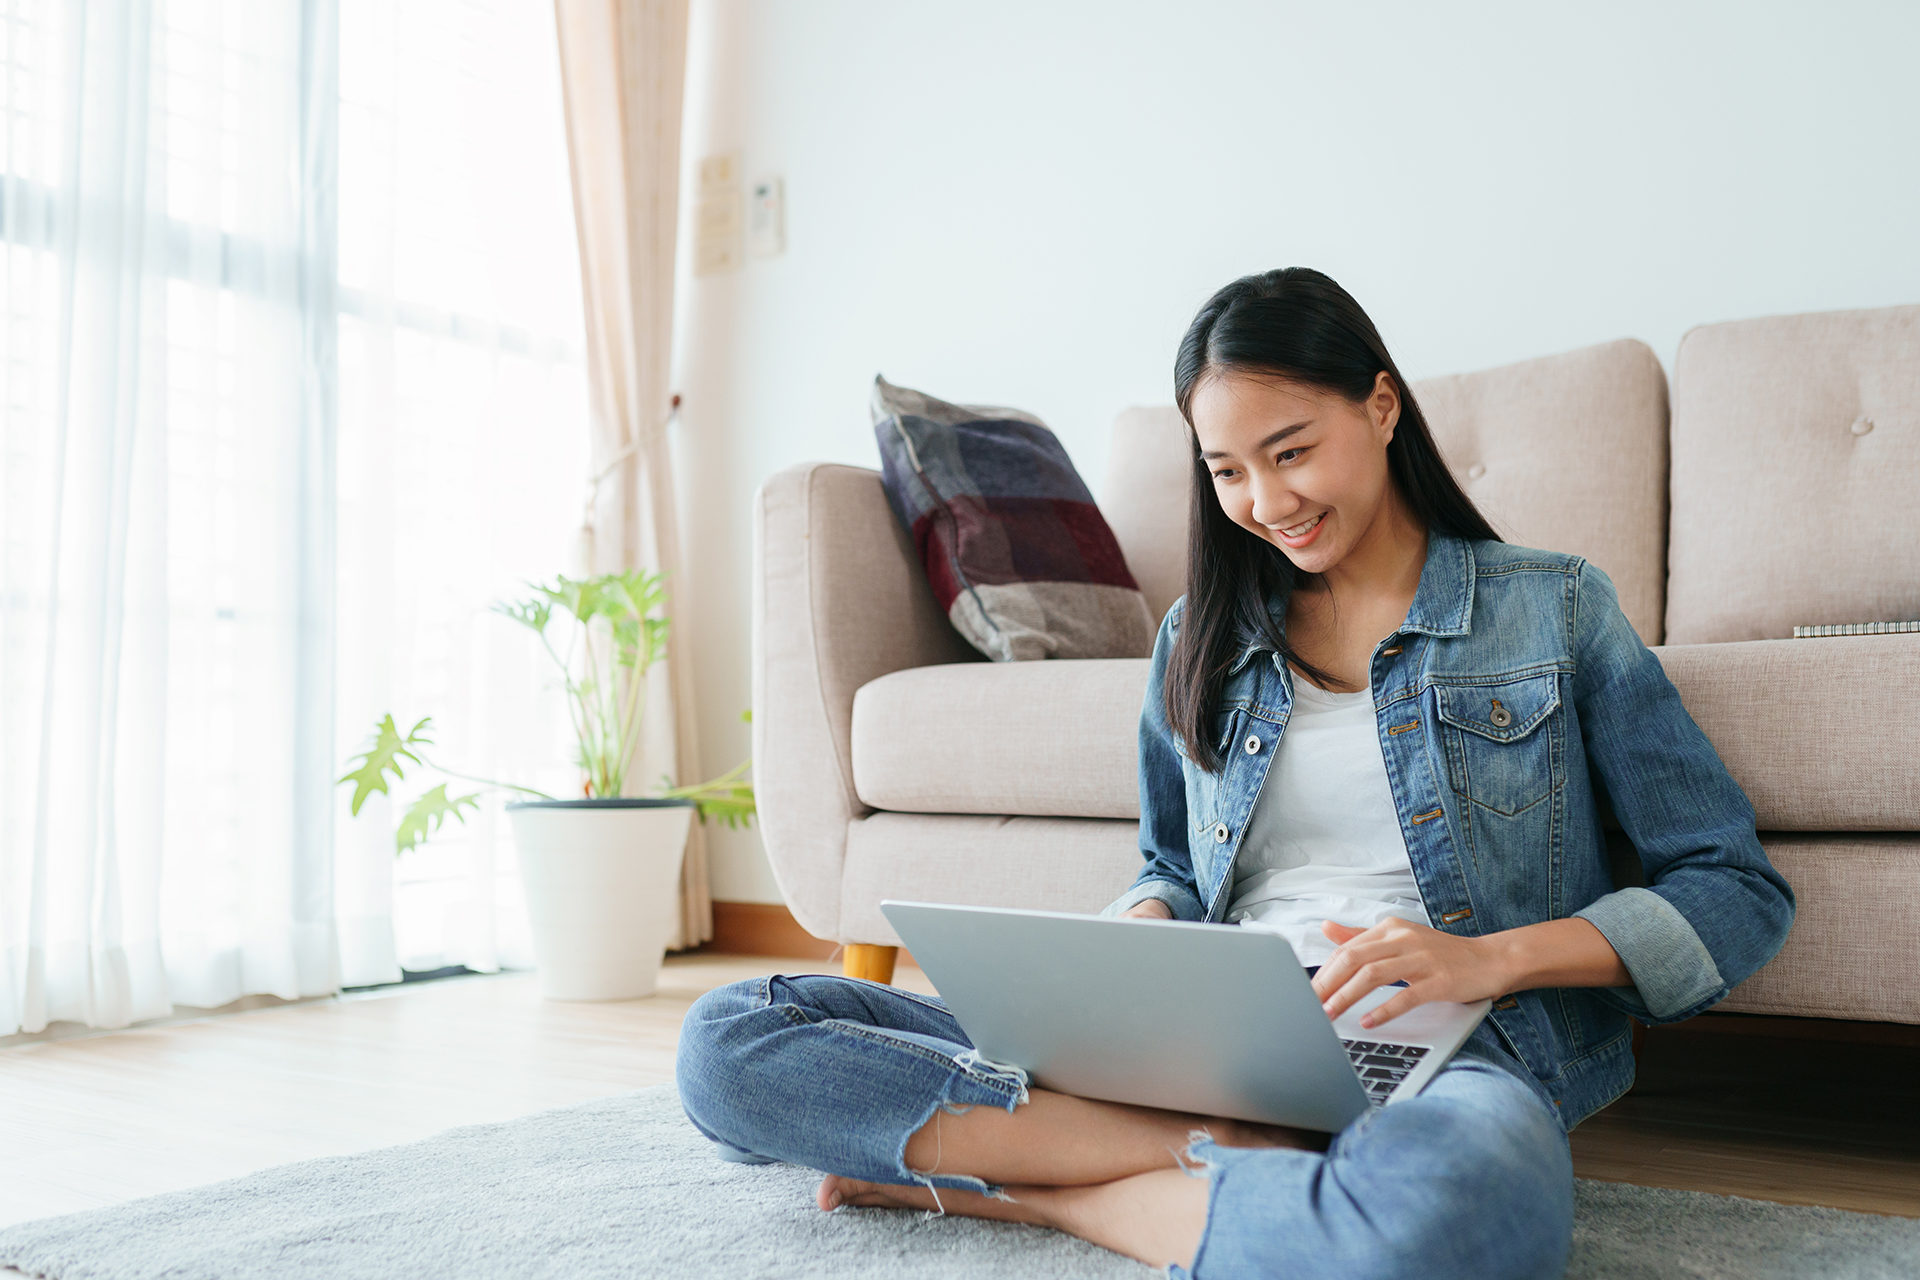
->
<box><xmin>675</xmin><ymin>970</ymin><xmax>1575</xmax><ymax>1279</ymax></box>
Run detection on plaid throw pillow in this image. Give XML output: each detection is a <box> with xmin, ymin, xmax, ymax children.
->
<box><xmin>870</xmin><ymin>373</ymin><xmax>1156</xmax><ymax>661</ymax></box>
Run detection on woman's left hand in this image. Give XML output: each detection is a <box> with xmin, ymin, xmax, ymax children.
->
<box><xmin>1310</xmin><ymin>917</ymin><xmax>1513</xmax><ymax>1030</ymax></box>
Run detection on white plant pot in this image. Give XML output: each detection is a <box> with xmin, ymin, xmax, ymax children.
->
<box><xmin>505</xmin><ymin>798</ymin><xmax>696</xmax><ymax>1001</ymax></box>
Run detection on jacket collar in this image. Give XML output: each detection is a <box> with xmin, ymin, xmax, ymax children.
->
<box><xmin>1225</xmin><ymin>526</ymin><xmax>1476</xmax><ymax>675</ymax></box>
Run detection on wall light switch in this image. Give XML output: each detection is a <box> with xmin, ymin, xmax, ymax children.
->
<box><xmin>748</xmin><ymin>176</ymin><xmax>785</xmax><ymax>258</ymax></box>
<box><xmin>694</xmin><ymin>150</ymin><xmax>743</xmax><ymax>276</ymax></box>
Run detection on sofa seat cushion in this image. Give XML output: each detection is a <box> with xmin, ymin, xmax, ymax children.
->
<box><xmin>1650</xmin><ymin>633</ymin><xmax>1917</xmax><ymax>831</ymax></box>
<box><xmin>852</xmin><ymin>632</ymin><xmax>1916</xmax><ymax>832</ymax></box>
<box><xmin>851</xmin><ymin>659</ymin><xmax>1146</xmax><ymax>818</ymax></box>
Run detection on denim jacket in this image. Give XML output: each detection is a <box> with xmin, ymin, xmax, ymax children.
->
<box><xmin>1099</xmin><ymin>528</ymin><xmax>1796</xmax><ymax>1131</ymax></box>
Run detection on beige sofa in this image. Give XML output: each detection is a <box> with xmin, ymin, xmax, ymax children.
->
<box><xmin>750</xmin><ymin>303</ymin><xmax>1920</xmax><ymax>1028</ymax></box>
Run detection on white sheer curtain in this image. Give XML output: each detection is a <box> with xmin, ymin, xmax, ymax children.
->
<box><xmin>333</xmin><ymin>0</ymin><xmax>589</xmax><ymax>986</ymax></box>
<box><xmin>0</xmin><ymin>0</ymin><xmax>589</xmax><ymax>1035</ymax></box>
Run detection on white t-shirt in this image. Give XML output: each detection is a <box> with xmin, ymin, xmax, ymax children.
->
<box><xmin>1225</xmin><ymin>674</ymin><xmax>1433</xmax><ymax>968</ymax></box>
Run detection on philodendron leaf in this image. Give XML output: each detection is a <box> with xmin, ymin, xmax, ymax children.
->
<box><xmin>610</xmin><ymin>616</ymin><xmax>641</xmax><ymax>667</ymax></box>
<box><xmin>584</xmin><ymin>570</ymin><xmax>668</xmax><ymax>670</ymax></box>
<box><xmin>642</xmin><ymin>615</ymin><xmax>668</xmax><ymax>669</ymax></box>
<box><xmin>532</xmin><ymin>574</ymin><xmax>593</xmax><ymax>625</ymax></box>
<box><xmin>394</xmin><ymin>784</ymin><xmax>482</xmax><ymax>855</ymax></box>
<box><xmin>598</xmin><ymin>568</ymin><xmax>659</xmax><ymax>621</ymax></box>
<box><xmin>338</xmin><ymin>714</ymin><xmax>434</xmax><ymax>816</ymax></box>
<box><xmin>490</xmin><ymin>595</ymin><xmax>553</xmax><ymax>636</ymax></box>
<box><xmin>693</xmin><ymin>790</ymin><xmax>756</xmax><ymax>829</ymax></box>
<box><xmin>657</xmin><ymin>772</ymin><xmax>756</xmax><ymax>830</ymax></box>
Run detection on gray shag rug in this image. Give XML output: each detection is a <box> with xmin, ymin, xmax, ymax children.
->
<box><xmin>2</xmin><ymin>1084</ymin><xmax>1916</xmax><ymax>1279</ymax></box>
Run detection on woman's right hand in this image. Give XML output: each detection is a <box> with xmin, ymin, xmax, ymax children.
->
<box><xmin>1121</xmin><ymin>899</ymin><xmax>1175</xmax><ymax>920</ymax></box>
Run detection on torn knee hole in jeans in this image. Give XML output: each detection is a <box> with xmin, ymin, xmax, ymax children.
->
<box><xmin>952</xmin><ymin>1046</ymin><xmax>1033</xmax><ymax>1106</ymax></box>
<box><xmin>1171</xmin><ymin>1127</ymin><xmax>1222</xmax><ymax>1180</ymax></box>
<box><xmin>895</xmin><ymin>1065</ymin><xmax>1028</xmax><ymax>1221</ymax></box>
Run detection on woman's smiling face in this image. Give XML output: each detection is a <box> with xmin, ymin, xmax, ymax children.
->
<box><xmin>1188</xmin><ymin>367</ymin><xmax>1403</xmax><ymax>574</ymax></box>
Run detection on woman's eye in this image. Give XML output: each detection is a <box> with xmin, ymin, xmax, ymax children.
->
<box><xmin>1211</xmin><ymin>448</ymin><xmax>1305</xmax><ymax>480</ymax></box>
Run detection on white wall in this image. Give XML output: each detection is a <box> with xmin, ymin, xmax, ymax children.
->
<box><xmin>667</xmin><ymin>0</ymin><xmax>1920</xmax><ymax>904</ymax></box>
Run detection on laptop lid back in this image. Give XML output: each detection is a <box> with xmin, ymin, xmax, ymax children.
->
<box><xmin>879</xmin><ymin>899</ymin><xmax>1373</xmax><ymax>1131</ymax></box>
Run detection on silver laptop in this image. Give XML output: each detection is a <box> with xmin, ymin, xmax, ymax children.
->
<box><xmin>878</xmin><ymin>899</ymin><xmax>1491</xmax><ymax>1133</ymax></box>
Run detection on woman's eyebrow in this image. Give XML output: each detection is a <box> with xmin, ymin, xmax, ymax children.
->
<box><xmin>1200</xmin><ymin>420</ymin><xmax>1313</xmax><ymax>460</ymax></box>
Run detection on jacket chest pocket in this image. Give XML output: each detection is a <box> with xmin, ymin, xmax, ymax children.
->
<box><xmin>1433</xmin><ymin>673</ymin><xmax>1562</xmax><ymax>816</ymax></box>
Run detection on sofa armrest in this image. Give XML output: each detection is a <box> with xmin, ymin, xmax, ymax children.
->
<box><xmin>752</xmin><ymin>462</ymin><xmax>982</xmax><ymax>941</ymax></box>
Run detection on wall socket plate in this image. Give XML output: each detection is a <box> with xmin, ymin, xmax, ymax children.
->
<box><xmin>748</xmin><ymin>176</ymin><xmax>784</xmax><ymax>258</ymax></box>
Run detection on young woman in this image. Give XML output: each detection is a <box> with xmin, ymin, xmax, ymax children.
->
<box><xmin>675</xmin><ymin>267</ymin><xmax>1796</xmax><ymax>1279</ymax></box>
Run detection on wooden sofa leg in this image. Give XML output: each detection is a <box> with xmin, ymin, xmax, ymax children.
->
<box><xmin>843</xmin><ymin>944</ymin><xmax>898</xmax><ymax>985</ymax></box>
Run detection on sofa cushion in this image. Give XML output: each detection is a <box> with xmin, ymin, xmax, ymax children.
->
<box><xmin>1411</xmin><ymin>338</ymin><xmax>1670</xmax><ymax>646</ymax></box>
<box><xmin>1711</xmin><ymin>833</ymin><xmax>1920</xmax><ymax>1023</ymax></box>
<box><xmin>1665</xmin><ymin>304</ymin><xmax>1920</xmax><ymax>644</ymax></box>
<box><xmin>850</xmin><ymin>633</ymin><xmax>1917</xmax><ymax>831</ymax></box>
<box><xmin>839</xmin><ymin>811</ymin><xmax>1148</xmax><ymax>947</ymax></box>
<box><xmin>851</xmin><ymin>657</ymin><xmax>1146</xmax><ymax>819</ymax></box>
<box><xmin>870</xmin><ymin>374</ymin><xmax>1156</xmax><ymax>661</ymax></box>
<box><xmin>1649</xmin><ymin>634</ymin><xmax>1917</xmax><ymax>831</ymax></box>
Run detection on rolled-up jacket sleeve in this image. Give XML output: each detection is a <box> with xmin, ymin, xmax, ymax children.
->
<box><xmin>1099</xmin><ymin>600</ymin><xmax>1207</xmax><ymax>922</ymax></box>
<box><xmin>1567</xmin><ymin>560</ymin><xmax>1796</xmax><ymax>1025</ymax></box>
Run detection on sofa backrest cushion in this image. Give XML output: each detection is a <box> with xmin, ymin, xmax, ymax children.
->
<box><xmin>1098</xmin><ymin>338</ymin><xmax>1672</xmax><ymax>645</ymax></box>
<box><xmin>1665</xmin><ymin>304</ymin><xmax>1920</xmax><ymax>644</ymax></box>
<box><xmin>1098</xmin><ymin>405</ymin><xmax>1196</xmax><ymax>629</ymax></box>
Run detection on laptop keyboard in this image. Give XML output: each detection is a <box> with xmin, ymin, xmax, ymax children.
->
<box><xmin>1339</xmin><ymin>1038</ymin><xmax>1430</xmax><ymax>1106</ymax></box>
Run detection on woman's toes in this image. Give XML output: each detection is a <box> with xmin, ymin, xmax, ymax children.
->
<box><xmin>818</xmin><ymin>1174</ymin><xmax>897</xmax><ymax>1211</ymax></box>
<box><xmin>817</xmin><ymin>1173</ymin><xmax>938</xmax><ymax>1213</ymax></box>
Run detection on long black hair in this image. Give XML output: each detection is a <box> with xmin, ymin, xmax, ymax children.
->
<box><xmin>1168</xmin><ymin>267</ymin><xmax>1503</xmax><ymax>774</ymax></box>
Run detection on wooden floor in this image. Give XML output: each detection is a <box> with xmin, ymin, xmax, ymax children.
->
<box><xmin>3</xmin><ymin>951</ymin><xmax>1916</xmax><ymax>1230</ymax></box>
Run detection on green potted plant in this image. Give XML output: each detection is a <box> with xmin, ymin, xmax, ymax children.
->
<box><xmin>338</xmin><ymin>568</ymin><xmax>754</xmax><ymax>1000</ymax></box>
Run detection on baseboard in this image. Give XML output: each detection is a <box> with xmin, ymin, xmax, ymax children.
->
<box><xmin>684</xmin><ymin>901</ymin><xmax>831</xmax><ymax>958</ymax></box>
<box><xmin>680</xmin><ymin>901</ymin><xmax>925</xmax><ymax>970</ymax></box>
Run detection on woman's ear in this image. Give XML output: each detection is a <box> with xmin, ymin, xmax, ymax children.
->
<box><xmin>1371</xmin><ymin>372</ymin><xmax>1401</xmax><ymax>447</ymax></box>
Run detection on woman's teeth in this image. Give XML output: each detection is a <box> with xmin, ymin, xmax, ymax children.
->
<box><xmin>1280</xmin><ymin>512</ymin><xmax>1324</xmax><ymax>537</ymax></box>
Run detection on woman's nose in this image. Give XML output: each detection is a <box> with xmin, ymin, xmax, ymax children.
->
<box><xmin>1248</xmin><ymin>480</ymin><xmax>1302</xmax><ymax>528</ymax></box>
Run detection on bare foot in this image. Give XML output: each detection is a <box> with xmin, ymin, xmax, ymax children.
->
<box><xmin>819</xmin><ymin>1168</ymin><xmax>1212</xmax><ymax>1273</ymax></box>
<box><xmin>816</xmin><ymin>1173</ymin><xmax>1055</xmax><ymax>1227</ymax></box>
<box><xmin>817</xmin><ymin>1173</ymin><xmax>919</xmax><ymax>1213</ymax></box>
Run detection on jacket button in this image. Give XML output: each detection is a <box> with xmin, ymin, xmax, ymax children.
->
<box><xmin>1489</xmin><ymin>698</ymin><xmax>1512</xmax><ymax>728</ymax></box>
<box><xmin>1243</xmin><ymin>735</ymin><xmax>1261</xmax><ymax>754</ymax></box>
<box><xmin>1213</xmin><ymin>822</ymin><xmax>1229</xmax><ymax>843</ymax></box>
